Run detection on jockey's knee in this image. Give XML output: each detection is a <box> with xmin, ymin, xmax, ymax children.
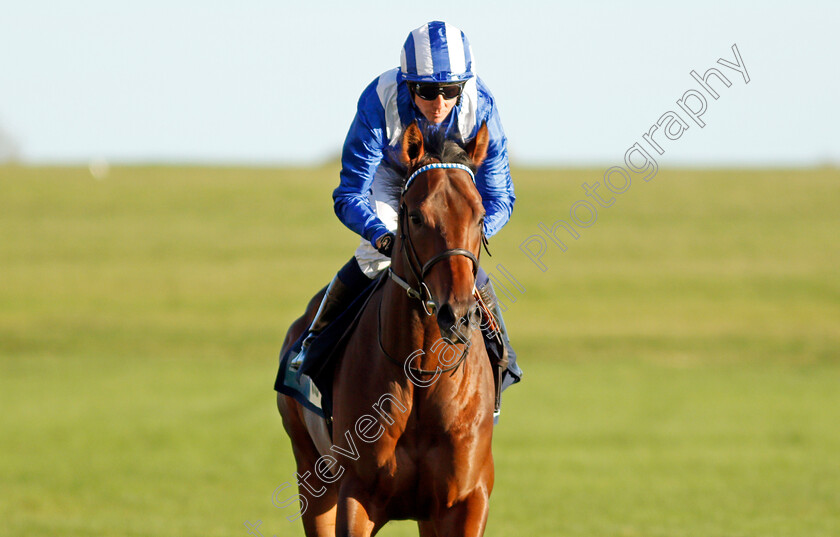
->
<box><xmin>476</xmin><ymin>267</ymin><xmax>489</xmax><ymax>290</ymax></box>
<box><xmin>338</xmin><ymin>256</ymin><xmax>376</xmax><ymax>291</ymax></box>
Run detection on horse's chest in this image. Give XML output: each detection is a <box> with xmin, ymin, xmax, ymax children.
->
<box><xmin>352</xmin><ymin>420</ymin><xmax>491</xmax><ymax>508</ymax></box>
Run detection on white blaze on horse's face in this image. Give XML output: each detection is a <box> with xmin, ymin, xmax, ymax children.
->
<box><xmin>405</xmin><ymin>167</ymin><xmax>484</xmax><ymax>340</ymax></box>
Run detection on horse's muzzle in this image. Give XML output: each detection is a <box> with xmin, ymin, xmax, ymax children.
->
<box><xmin>436</xmin><ymin>301</ymin><xmax>479</xmax><ymax>343</ymax></box>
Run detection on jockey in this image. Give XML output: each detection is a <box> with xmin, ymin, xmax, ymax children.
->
<box><xmin>290</xmin><ymin>21</ymin><xmax>521</xmax><ymax>392</ymax></box>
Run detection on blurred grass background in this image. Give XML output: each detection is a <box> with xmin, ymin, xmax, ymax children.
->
<box><xmin>1</xmin><ymin>164</ymin><xmax>838</xmax><ymax>536</ymax></box>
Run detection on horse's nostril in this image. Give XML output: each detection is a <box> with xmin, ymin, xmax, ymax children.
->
<box><xmin>436</xmin><ymin>303</ymin><xmax>456</xmax><ymax>330</ymax></box>
<box><xmin>436</xmin><ymin>302</ymin><xmax>476</xmax><ymax>343</ymax></box>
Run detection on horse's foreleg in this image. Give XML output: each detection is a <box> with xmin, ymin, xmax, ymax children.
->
<box><xmin>298</xmin><ymin>491</ymin><xmax>339</xmax><ymax>537</ymax></box>
<box><xmin>431</xmin><ymin>487</ymin><xmax>491</xmax><ymax>537</ymax></box>
<box><xmin>418</xmin><ymin>520</ymin><xmax>438</xmax><ymax>537</ymax></box>
<box><xmin>335</xmin><ymin>481</ymin><xmax>384</xmax><ymax>537</ymax></box>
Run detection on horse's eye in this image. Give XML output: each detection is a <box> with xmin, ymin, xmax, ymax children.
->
<box><xmin>409</xmin><ymin>213</ymin><xmax>423</xmax><ymax>226</ymax></box>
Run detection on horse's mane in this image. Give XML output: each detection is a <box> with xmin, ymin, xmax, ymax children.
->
<box><xmin>379</xmin><ymin>127</ymin><xmax>475</xmax><ymax>200</ymax></box>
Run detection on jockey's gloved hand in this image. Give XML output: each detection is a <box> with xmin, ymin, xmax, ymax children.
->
<box><xmin>376</xmin><ymin>232</ymin><xmax>396</xmax><ymax>257</ymax></box>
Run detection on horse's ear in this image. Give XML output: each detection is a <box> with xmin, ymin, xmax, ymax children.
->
<box><xmin>401</xmin><ymin>121</ymin><xmax>425</xmax><ymax>165</ymax></box>
<box><xmin>466</xmin><ymin>122</ymin><xmax>489</xmax><ymax>168</ymax></box>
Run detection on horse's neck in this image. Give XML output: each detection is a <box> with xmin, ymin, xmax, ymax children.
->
<box><xmin>380</xmin><ymin>280</ymin><xmax>431</xmax><ymax>357</ymax></box>
<box><xmin>376</xmin><ymin>279</ymin><xmax>489</xmax><ymax>435</ymax></box>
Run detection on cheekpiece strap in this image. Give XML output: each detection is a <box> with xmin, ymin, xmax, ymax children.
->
<box><xmin>388</xmin><ymin>268</ymin><xmax>421</xmax><ymax>300</ymax></box>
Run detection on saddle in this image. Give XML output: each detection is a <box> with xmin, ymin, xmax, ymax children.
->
<box><xmin>274</xmin><ymin>273</ymin><xmax>387</xmax><ymax>420</ymax></box>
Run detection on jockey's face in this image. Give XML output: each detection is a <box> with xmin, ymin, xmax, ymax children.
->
<box><xmin>413</xmin><ymin>93</ymin><xmax>457</xmax><ymax>125</ymax></box>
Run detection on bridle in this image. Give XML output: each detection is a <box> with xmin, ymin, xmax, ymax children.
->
<box><xmin>379</xmin><ymin>161</ymin><xmax>487</xmax><ymax>376</ymax></box>
<box><xmin>387</xmin><ymin>162</ymin><xmax>485</xmax><ymax>316</ymax></box>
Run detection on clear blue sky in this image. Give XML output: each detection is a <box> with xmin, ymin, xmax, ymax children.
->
<box><xmin>1</xmin><ymin>1</ymin><xmax>837</xmax><ymax>166</ymax></box>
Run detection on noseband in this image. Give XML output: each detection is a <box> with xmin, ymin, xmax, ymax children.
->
<box><xmin>388</xmin><ymin>162</ymin><xmax>484</xmax><ymax>316</ymax></box>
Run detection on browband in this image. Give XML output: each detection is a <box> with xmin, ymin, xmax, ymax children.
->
<box><xmin>404</xmin><ymin>163</ymin><xmax>475</xmax><ymax>193</ymax></box>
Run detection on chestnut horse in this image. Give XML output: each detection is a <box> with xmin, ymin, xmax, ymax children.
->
<box><xmin>277</xmin><ymin>121</ymin><xmax>495</xmax><ymax>537</ymax></box>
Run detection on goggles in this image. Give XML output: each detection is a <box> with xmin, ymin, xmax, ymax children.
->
<box><xmin>409</xmin><ymin>81</ymin><xmax>466</xmax><ymax>101</ymax></box>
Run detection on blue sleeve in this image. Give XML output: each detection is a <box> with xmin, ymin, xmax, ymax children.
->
<box><xmin>332</xmin><ymin>82</ymin><xmax>391</xmax><ymax>246</ymax></box>
<box><xmin>474</xmin><ymin>84</ymin><xmax>515</xmax><ymax>238</ymax></box>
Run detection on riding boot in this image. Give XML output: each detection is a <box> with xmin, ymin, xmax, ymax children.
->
<box><xmin>477</xmin><ymin>279</ymin><xmax>522</xmax><ymax>417</ymax></box>
<box><xmin>289</xmin><ymin>258</ymin><xmax>371</xmax><ymax>372</ymax></box>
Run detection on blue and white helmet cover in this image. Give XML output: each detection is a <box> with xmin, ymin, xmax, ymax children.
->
<box><xmin>399</xmin><ymin>21</ymin><xmax>474</xmax><ymax>83</ymax></box>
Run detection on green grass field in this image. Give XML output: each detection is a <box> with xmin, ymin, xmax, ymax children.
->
<box><xmin>1</xmin><ymin>164</ymin><xmax>838</xmax><ymax>536</ymax></box>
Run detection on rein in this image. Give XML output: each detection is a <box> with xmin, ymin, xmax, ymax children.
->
<box><xmin>376</xmin><ymin>291</ymin><xmax>470</xmax><ymax>377</ymax></box>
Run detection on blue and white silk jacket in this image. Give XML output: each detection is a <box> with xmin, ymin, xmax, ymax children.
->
<box><xmin>333</xmin><ymin>68</ymin><xmax>515</xmax><ymax>247</ymax></box>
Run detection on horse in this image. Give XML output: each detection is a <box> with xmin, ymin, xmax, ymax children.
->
<box><xmin>277</xmin><ymin>120</ymin><xmax>496</xmax><ymax>537</ymax></box>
